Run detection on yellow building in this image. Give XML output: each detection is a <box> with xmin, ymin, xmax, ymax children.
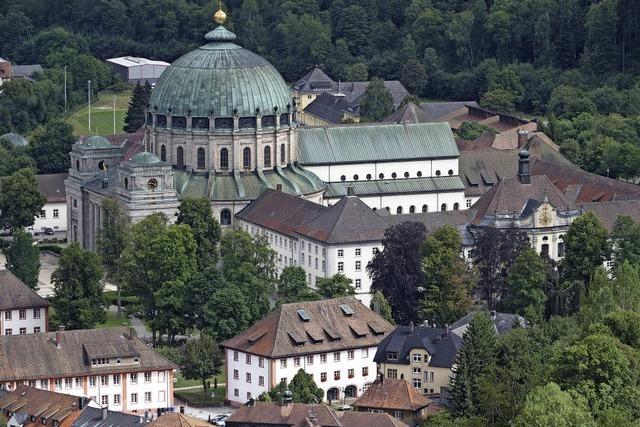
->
<box><xmin>374</xmin><ymin>325</ymin><xmax>462</xmax><ymax>397</ymax></box>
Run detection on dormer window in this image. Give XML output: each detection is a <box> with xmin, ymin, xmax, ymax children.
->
<box><xmin>387</xmin><ymin>351</ymin><xmax>399</xmax><ymax>361</ymax></box>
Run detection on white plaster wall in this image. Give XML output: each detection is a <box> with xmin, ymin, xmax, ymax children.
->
<box><xmin>0</xmin><ymin>308</ymin><xmax>46</xmax><ymax>335</ymax></box>
<box><xmin>325</xmin><ymin>243</ymin><xmax>381</xmax><ymax>307</ymax></box>
<box><xmin>226</xmin><ymin>349</ymin><xmax>270</xmax><ymax>403</ymax></box>
<box><xmin>32</xmin><ymin>202</ymin><xmax>67</xmax><ymax>233</ymax></box>
<box><xmin>325</xmin><ymin>190</ymin><xmax>467</xmax><ymax>215</ymax></box>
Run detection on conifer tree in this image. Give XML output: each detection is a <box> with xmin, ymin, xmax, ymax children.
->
<box><xmin>123</xmin><ymin>82</ymin><xmax>146</xmax><ymax>132</ymax></box>
<box><xmin>4</xmin><ymin>228</ymin><xmax>40</xmax><ymax>290</ymax></box>
<box><xmin>450</xmin><ymin>311</ymin><xmax>497</xmax><ymax>418</ymax></box>
<box><xmin>360</xmin><ymin>77</ymin><xmax>394</xmax><ymax>122</ymax></box>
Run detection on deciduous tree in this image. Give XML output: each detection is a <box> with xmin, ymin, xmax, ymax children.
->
<box><xmin>370</xmin><ymin>290</ymin><xmax>394</xmax><ymax>324</ymax></box>
<box><xmin>181</xmin><ymin>334</ymin><xmax>223</xmax><ymax>397</ymax></box>
<box><xmin>267</xmin><ymin>369</ymin><xmax>324</xmax><ymax>403</ymax></box>
<box><xmin>316</xmin><ymin>273</ymin><xmax>355</xmax><ymax>299</ymax></box>
<box><xmin>27</xmin><ymin>120</ymin><xmax>76</xmax><ymax>174</ymax></box>
<box><xmin>504</xmin><ymin>248</ymin><xmax>548</xmax><ymax>324</ymax></box>
<box><xmin>360</xmin><ymin>77</ymin><xmax>394</xmax><ymax>122</ymax></box>
<box><xmin>562</xmin><ymin>212</ymin><xmax>610</xmax><ymax>287</ymax></box>
<box><xmin>176</xmin><ymin>197</ymin><xmax>221</xmax><ymax>269</ymax></box>
<box><xmin>0</xmin><ymin>168</ymin><xmax>46</xmax><ymax>232</ymax></box>
<box><xmin>515</xmin><ymin>382</ymin><xmax>594</xmax><ymax>427</ymax></box>
<box><xmin>202</xmin><ymin>285</ymin><xmax>252</xmax><ymax>341</ymax></box>
<box><xmin>4</xmin><ymin>228</ymin><xmax>40</xmax><ymax>290</ymax></box>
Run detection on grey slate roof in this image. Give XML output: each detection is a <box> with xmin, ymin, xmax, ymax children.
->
<box><xmin>0</xmin><ymin>385</ymin><xmax>81</xmax><ymax>424</ymax></box>
<box><xmin>304</xmin><ymin>92</ymin><xmax>352</xmax><ymax>124</ymax></box>
<box><xmin>325</xmin><ymin>176</ymin><xmax>465</xmax><ymax>198</ymax></box>
<box><xmin>420</xmin><ymin>101</ymin><xmax>479</xmax><ymax>122</ymax></box>
<box><xmin>298</xmin><ymin>123</ymin><xmax>459</xmax><ymax>165</ymax></box>
<box><xmin>221</xmin><ymin>297</ymin><xmax>393</xmax><ymax>358</ymax></box>
<box><xmin>73</xmin><ymin>407</ymin><xmax>144</xmax><ymax>427</ymax></box>
<box><xmin>293</xmin><ymin>67</ymin><xmax>334</xmax><ymax>92</ymax></box>
<box><xmin>0</xmin><ymin>132</ymin><xmax>28</xmax><ymax>147</ymax></box>
<box><xmin>0</xmin><ymin>270</ymin><xmax>50</xmax><ymax>310</ymax></box>
<box><xmin>450</xmin><ymin>311</ymin><xmax>527</xmax><ymax>337</ymax></box>
<box><xmin>11</xmin><ymin>64</ymin><xmax>42</xmax><ymax>79</ymax></box>
<box><xmin>374</xmin><ymin>326</ymin><xmax>462</xmax><ymax>368</ymax></box>
<box><xmin>296</xmin><ymin>196</ymin><xmax>389</xmax><ymax>243</ymax></box>
<box><xmin>0</xmin><ymin>327</ymin><xmax>177</xmax><ymax>381</ymax></box>
<box><xmin>384</xmin><ymin>102</ymin><xmax>431</xmax><ymax>124</ymax></box>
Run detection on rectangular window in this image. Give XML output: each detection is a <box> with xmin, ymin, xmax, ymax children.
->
<box><xmin>321</xmin><ymin>372</ymin><xmax>327</xmax><ymax>382</ymax></box>
<box><xmin>315</xmin><ymin>258</ymin><xmax>318</xmax><ymax>269</ymax></box>
<box><xmin>19</xmin><ymin>328</ymin><xmax>26</xmax><ymax>334</ymax></box>
<box><xmin>334</xmin><ymin>371</ymin><xmax>340</xmax><ymax>380</ymax></box>
<box><xmin>4</xmin><ymin>329</ymin><xmax>11</xmax><ymax>335</ymax></box>
<box><xmin>387</xmin><ymin>352</ymin><xmax>399</xmax><ymax>361</ymax></box>
<box><xmin>558</xmin><ymin>242</ymin><xmax>566</xmax><ymax>258</ymax></box>
<box><xmin>294</xmin><ymin>357</ymin><xmax>300</xmax><ymax>367</ymax></box>
<box><xmin>158</xmin><ymin>391</ymin><xmax>165</xmax><ymax>402</ymax></box>
<box><xmin>4</xmin><ymin>311</ymin><xmax>10</xmax><ymax>320</ymax></box>
<box><xmin>159</xmin><ymin>371</ymin><xmax>165</xmax><ymax>383</ymax></box>
<box><xmin>413</xmin><ymin>354</ymin><xmax>422</xmax><ymax>363</ymax></box>
<box><xmin>280</xmin><ymin>359</ymin><xmax>287</xmax><ymax>368</ymax></box>
<box><xmin>308</xmin><ymin>255</ymin><xmax>311</xmax><ymax>266</ymax></box>
<box><xmin>466</xmin><ymin>199</ymin><xmax>472</xmax><ymax>208</ymax></box>
<box><xmin>246</xmin><ymin>354</ymin><xmax>252</xmax><ymax>365</ymax></box>
<box><xmin>65</xmin><ymin>378</ymin><xmax>72</xmax><ymax>389</ymax></box>
<box><xmin>114</xmin><ymin>394</ymin><xmax>121</xmax><ymax>405</ymax></box>
<box><xmin>337</xmin><ymin>249</ymin><xmax>344</xmax><ymax>257</ymax></box>
<box><xmin>39</xmin><ymin>210</ymin><xmax>46</xmax><ymax>218</ymax></box>
<box><xmin>308</xmin><ymin>243</ymin><xmax>311</xmax><ymax>251</ymax></box>
<box><xmin>101</xmin><ymin>395</ymin><xmax>108</xmax><ymax>406</ymax></box>
<box><xmin>233</xmin><ymin>370</ymin><xmax>239</xmax><ymax>380</ymax></box>
<box><xmin>246</xmin><ymin>373</ymin><xmax>251</xmax><ymax>383</ymax></box>
<box><xmin>306</xmin><ymin>355</ymin><xmax>313</xmax><ymax>365</ymax></box>
<box><xmin>355</xmin><ymin>261</ymin><xmax>361</xmax><ymax>271</ymax></box>
<box><xmin>234</xmin><ymin>389</ymin><xmax>239</xmax><ymax>397</ymax></box>
<box><xmin>259</xmin><ymin>357</ymin><xmax>264</xmax><ymax>368</ymax></box>
<box><xmin>348</xmin><ymin>369</ymin><xmax>354</xmax><ymax>378</ymax></box>
<box><xmin>131</xmin><ymin>393</ymin><xmax>138</xmax><ymax>404</ymax></box>
<box><xmin>394</xmin><ymin>410</ymin><xmax>403</xmax><ymax>420</ymax></box>
<box><xmin>247</xmin><ymin>392</ymin><xmax>252</xmax><ymax>399</ymax></box>
<box><xmin>355</xmin><ymin>248</ymin><xmax>361</xmax><ymax>256</ymax></box>
<box><xmin>34</xmin><ymin>308</ymin><xmax>41</xmax><ymax>319</ymax></box>
<box><xmin>75</xmin><ymin>377</ymin><xmax>83</xmax><ymax>388</ymax></box>
<box><xmin>333</xmin><ymin>352</ymin><xmax>340</xmax><ymax>362</ymax></box>
<box><xmin>130</xmin><ymin>373</ymin><xmax>138</xmax><ymax>384</ymax></box>
<box><xmin>112</xmin><ymin>374</ymin><xmax>120</xmax><ymax>385</ymax></box>
<box><xmin>362</xmin><ymin>367</ymin><xmax>369</xmax><ymax>377</ymax></box>
<box><xmin>259</xmin><ymin>376</ymin><xmax>264</xmax><ymax>386</ymax></box>
<box><xmin>55</xmin><ymin>379</ymin><xmax>62</xmax><ymax>390</ymax></box>
<box><xmin>144</xmin><ymin>392</ymin><xmax>151</xmax><ymax>403</ymax></box>
<box><xmin>34</xmin><ymin>327</ymin><xmax>41</xmax><ymax>333</ymax></box>
<box><xmin>280</xmin><ymin>378</ymin><xmax>288</xmax><ymax>386</ymax></box>
<box><xmin>362</xmin><ymin>348</ymin><xmax>369</xmax><ymax>358</ymax></box>
<box><xmin>39</xmin><ymin>379</ymin><xmax>48</xmax><ymax>389</ymax></box>
<box><xmin>19</xmin><ymin>309</ymin><xmax>26</xmax><ymax>320</ymax></box>
<box><xmin>430</xmin><ymin>372</ymin><xmax>434</xmax><ymax>382</ymax></box>
<box><xmin>144</xmin><ymin>372</ymin><xmax>151</xmax><ymax>383</ymax></box>
<box><xmin>413</xmin><ymin>378</ymin><xmax>422</xmax><ymax>388</ymax></box>
<box><xmin>337</xmin><ymin>262</ymin><xmax>344</xmax><ymax>272</ymax></box>
<box><xmin>89</xmin><ymin>376</ymin><xmax>96</xmax><ymax>387</ymax></box>
<box><xmin>320</xmin><ymin>354</ymin><xmax>327</xmax><ymax>364</ymax></box>
<box><xmin>53</xmin><ymin>209</ymin><xmax>59</xmax><ymax>218</ymax></box>
<box><xmin>101</xmin><ymin>375</ymin><xmax>108</xmax><ymax>386</ymax></box>
<box><xmin>233</xmin><ymin>351</ymin><xmax>239</xmax><ymax>361</ymax></box>
<box><xmin>373</xmin><ymin>247</ymin><xmax>379</xmax><ymax>255</ymax></box>
<box><xmin>347</xmin><ymin>350</ymin><xmax>354</xmax><ymax>360</ymax></box>
<box><xmin>355</xmin><ymin>279</ymin><xmax>361</xmax><ymax>289</ymax></box>
<box><xmin>387</xmin><ymin>369</ymin><xmax>398</xmax><ymax>379</ymax></box>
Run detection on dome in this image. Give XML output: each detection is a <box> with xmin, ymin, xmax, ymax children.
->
<box><xmin>1</xmin><ymin>132</ymin><xmax>28</xmax><ymax>147</ymax></box>
<box><xmin>131</xmin><ymin>151</ymin><xmax>163</xmax><ymax>166</ymax></box>
<box><xmin>80</xmin><ymin>135</ymin><xmax>112</xmax><ymax>148</ymax></box>
<box><xmin>149</xmin><ymin>25</ymin><xmax>292</xmax><ymax>118</ymax></box>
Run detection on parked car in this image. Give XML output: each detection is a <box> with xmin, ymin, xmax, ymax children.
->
<box><xmin>209</xmin><ymin>414</ymin><xmax>229</xmax><ymax>426</ymax></box>
<box><xmin>43</xmin><ymin>227</ymin><xmax>55</xmax><ymax>235</ymax></box>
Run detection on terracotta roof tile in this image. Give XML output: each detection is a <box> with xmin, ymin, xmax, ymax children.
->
<box><xmin>150</xmin><ymin>413</ymin><xmax>210</xmax><ymax>426</ymax></box>
<box><xmin>354</xmin><ymin>378</ymin><xmax>431</xmax><ymax>411</ymax></box>
<box><xmin>0</xmin><ymin>270</ymin><xmax>50</xmax><ymax>310</ymax></box>
<box><xmin>0</xmin><ymin>385</ymin><xmax>82</xmax><ymax>423</ymax></box>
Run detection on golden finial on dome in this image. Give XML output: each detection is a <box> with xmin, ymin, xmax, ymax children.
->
<box><xmin>214</xmin><ymin>1</ymin><xmax>227</xmax><ymax>25</ymax></box>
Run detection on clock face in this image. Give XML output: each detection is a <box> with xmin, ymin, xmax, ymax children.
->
<box><xmin>540</xmin><ymin>209</ymin><xmax>552</xmax><ymax>227</ymax></box>
<box><xmin>147</xmin><ymin>178</ymin><xmax>158</xmax><ymax>190</ymax></box>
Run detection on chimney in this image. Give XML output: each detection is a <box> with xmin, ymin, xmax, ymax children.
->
<box><xmin>517</xmin><ymin>149</ymin><xmax>531</xmax><ymax>184</ymax></box>
<box><xmin>78</xmin><ymin>397</ymin><xmax>85</xmax><ymax>410</ymax></box>
<box><xmin>276</xmin><ymin>183</ymin><xmax>283</xmax><ymax>192</ymax></box>
<box><xmin>129</xmin><ymin>326</ymin><xmax>136</xmax><ymax>340</ymax></box>
<box><xmin>102</xmin><ymin>405</ymin><xmax>108</xmax><ymax>421</ymax></box>
<box><xmin>517</xmin><ymin>130</ymin><xmax>528</xmax><ymax>148</ymax></box>
<box><xmin>409</xmin><ymin>321</ymin><xmax>414</xmax><ymax>335</ymax></box>
<box><xmin>346</xmin><ymin>185</ymin><xmax>355</xmax><ymax>196</ymax></box>
<box><xmin>56</xmin><ymin>325</ymin><xmax>65</xmax><ymax>349</ymax></box>
<box><xmin>443</xmin><ymin>324</ymin><xmax>449</xmax><ymax>338</ymax></box>
<box><xmin>101</xmin><ymin>175</ymin><xmax>108</xmax><ymax>189</ymax></box>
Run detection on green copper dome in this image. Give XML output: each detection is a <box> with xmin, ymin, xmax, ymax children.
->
<box><xmin>131</xmin><ymin>151</ymin><xmax>163</xmax><ymax>166</ymax></box>
<box><xmin>79</xmin><ymin>135</ymin><xmax>112</xmax><ymax>148</ymax></box>
<box><xmin>149</xmin><ymin>25</ymin><xmax>292</xmax><ymax>118</ymax></box>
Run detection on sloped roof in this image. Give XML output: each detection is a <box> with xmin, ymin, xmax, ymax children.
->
<box><xmin>384</xmin><ymin>102</ymin><xmax>431</xmax><ymax>124</ymax></box>
<box><xmin>0</xmin><ymin>385</ymin><xmax>81</xmax><ymax>423</ymax></box>
<box><xmin>298</xmin><ymin>123</ymin><xmax>458</xmax><ymax>165</ymax></box>
<box><xmin>450</xmin><ymin>311</ymin><xmax>527</xmax><ymax>337</ymax></box>
<box><xmin>11</xmin><ymin>64</ymin><xmax>42</xmax><ymax>78</ymax></box>
<box><xmin>150</xmin><ymin>413</ymin><xmax>209</xmax><ymax>427</ymax></box>
<box><xmin>73</xmin><ymin>407</ymin><xmax>143</xmax><ymax>427</ymax></box>
<box><xmin>470</xmin><ymin>175</ymin><xmax>575</xmax><ymax>225</ymax></box>
<box><xmin>0</xmin><ymin>327</ymin><xmax>177</xmax><ymax>381</ymax></box>
<box><xmin>0</xmin><ymin>270</ymin><xmax>50</xmax><ymax>310</ymax></box>
<box><xmin>293</xmin><ymin>67</ymin><xmax>335</xmax><ymax>92</ymax></box>
<box><xmin>458</xmin><ymin>148</ymin><xmax>520</xmax><ymax>197</ymax></box>
<box><xmin>221</xmin><ymin>297</ymin><xmax>393</xmax><ymax>358</ymax></box>
<box><xmin>581</xmin><ymin>200</ymin><xmax>640</xmax><ymax>231</ymax></box>
<box><xmin>235</xmin><ymin>189</ymin><xmax>328</xmax><ymax>237</ymax></box>
<box><xmin>340</xmin><ymin>80</ymin><xmax>409</xmax><ymax>108</ymax></box>
<box><xmin>37</xmin><ymin>173</ymin><xmax>68</xmax><ymax>203</ymax></box>
<box><xmin>383</xmin><ymin>209</ymin><xmax>477</xmax><ymax>234</ymax></box>
<box><xmin>325</xmin><ymin>176</ymin><xmax>465</xmax><ymax>199</ymax></box>
<box><xmin>304</xmin><ymin>92</ymin><xmax>351</xmax><ymax>124</ymax></box>
<box><xmin>296</xmin><ymin>196</ymin><xmax>389</xmax><ymax>243</ymax></box>
<box><xmin>1</xmin><ymin>132</ymin><xmax>28</xmax><ymax>147</ymax></box>
<box><xmin>354</xmin><ymin>378</ymin><xmax>431</xmax><ymax>411</ymax></box>
<box><xmin>335</xmin><ymin>411</ymin><xmax>409</xmax><ymax>427</ymax></box>
<box><xmin>374</xmin><ymin>326</ymin><xmax>462</xmax><ymax>368</ymax></box>
<box><xmin>420</xmin><ymin>101</ymin><xmax>479</xmax><ymax>122</ymax></box>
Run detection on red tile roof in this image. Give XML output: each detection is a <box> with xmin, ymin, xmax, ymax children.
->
<box><xmin>354</xmin><ymin>378</ymin><xmax>431</xmax><ymax>412</ymax></box>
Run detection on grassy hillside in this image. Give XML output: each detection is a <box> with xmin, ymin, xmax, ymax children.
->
<box><xmin>67</xmin><ymin>90</ymin><xmax>131</xmax><ymax>136</ymax></box>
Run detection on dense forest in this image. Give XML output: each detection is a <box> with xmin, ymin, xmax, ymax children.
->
<box><xmin>2</xmin><ymin>0</ymin><xmax>640</xmax><ymax>177</ymax></box>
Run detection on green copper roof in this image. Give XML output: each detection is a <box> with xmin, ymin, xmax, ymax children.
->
<box><xmin>130</xmin><ymin>151</ymin><xmax>163</xmax><ymax>166</ymax></box>
<box><xmin>149</xmin><ymin>25</ymin><xmax>292</xmax><ymax>118</ymax></box>
<box><xmin>79</xmin><ymin>135</ymin><xmax>112</xmax><ymax>148</ymax></box>
<box><xmin>298</xmin><ymin>123</ymin><xmax>459</xmax><ymax>165</ymax></box>
<box><xmin>173</xmin><ymin>166</ymin><xmax>325</xmax><ymax>201</ymax></box>
<box><xmin>325</xmin><ymin>176</ymin><xmax>465</xmax><ymax>197</ymax></box>
<box><xmin>1</xmin><ymin>132</ymin><xmax>28</xmax><ymax>147</ymax></box>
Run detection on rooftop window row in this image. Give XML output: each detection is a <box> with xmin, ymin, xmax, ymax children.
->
<box><xmin>147</xmin><ymin>113</ymin><xmax>291</xmax><ymax>130</ymax></box>
<box><xmin>339</xmin><ymin>169</ymin><xmax>455</xmax><ymax>182</ymax></box>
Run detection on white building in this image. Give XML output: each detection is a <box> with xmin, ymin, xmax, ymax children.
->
<box><xmin>0</xmin><ymin>327</ymin><xmax>177</xmax><ymax>414</ymax></box>
<box><xmin>221</xmin><ymin>297</ymin><xmax>394</xmax><ymax>405</ymax></box>
<box><xmin>0</xmin><ymin>270</ymin><xmax>50</xmax><ymax>335</ymax></box>
<box><xmin>106</xmin><ymin>57</ymin><xmax>169</xmax><ymax>84</ymax></box>
<box><xmin>30</xmin><ymin>173</ymin><xmax>68</xmax><ymax>235</ymax></box>
<box><xmin>236</xmin><ymin>189</ymin><xmax>389</xmax><ymax>306</ymax></box>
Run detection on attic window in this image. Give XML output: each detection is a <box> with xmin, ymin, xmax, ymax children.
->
<box><xmin>306</xmin><ymin>330</ymin><xmax>323</xmax><ymax>343</ymax></box>
<box><xmin>368</xmin><ymin>323</ymin><xmax>386</xmax><ymax>336</ymax></box>
<box><xmin>246</xmin><ymin>331</ymin><xmax>266</xmax><ymax>344</ymax></box>
<box><xmin>387</xmin><ymin>351</ymin><xmax>399</xmax><ymax>361</ymax></box>
<box><xmin>339</xmin><ymin>304</ymin><xmax>354</xmax><ymax>316</ymax></box>
<box><xmin>288</xmin><ymin>331</ymin><xmax>307</xmax><ymax>346</ymax></box>
<box><xmin>297</xmin><ymin>309</ymin><xmax>310</xmax><ymax>322</ymax></box>
<box><xmin>323</xmin><ymin>327</ymin><xmax>341</xmax><ymax>341</ymax></box>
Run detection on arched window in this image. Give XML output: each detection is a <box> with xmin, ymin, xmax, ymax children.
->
<box><xmin>409</xmin><ymin>205</ymin><xmax>415</xmax><ymax>213</ymax></box>
<box><xmin>197</xmin><ymin>147</ymin><xmax>205</xmax><ymax>169</ymax></box>
<box><xmin>441</xmin><ymin>203</ymin><xmax>447</xmax><ymax>211</ymax></box>
<box><xmin>379</xmin><ymin>173</ymin><xmax>384</xmax><ymax>179</ymax></box>
<box><xmin>366</xmin><ymin>174</ymin><xmax>372</xmax><ymax>180</ymax></box>
<box><xmin>220</xmin><ymin>148</ymin><xmax>229</xmax><ymax>170</ymax></box>
<box><xmin>448</xmin><ymin>169</ymin><xmax>454</xmax><ymax>176</ymax></box>
<box><xmin>176</xmin><ymin>146</ymin><xmax>184</xmax><ymax>169</ymax></box>
<box><xmin>396</xmin><ymin>206</ymin><xmax>403</xmax><ymax>214</ymax></box>
<box><xmin>340</xmin><ymin>175</ymin><xmax>346</xmax><ymax>181</ymax></box>
<box><xmin>220</xmin><ymin>209</ymin><xmax>232</xmax><ymax>226</ymax></box>
<box><xmin>453</xmin><ymin>202</ymin><xmax>459</xmax><ymax>210</ymax></box>
<box><xmin>280</xmin><ymin>144</ymin><xmax>286</xmax><ymax>165</ymax></box>
<box><xmin>404</xmin><ymin>172</ymin><xmax>410</xmax><ymax>178</ymax></box>
<box><xmin>160</xmin><ymin>145</ymin><xmax>166</xmax><ymax>162</ymax></box>
<box><xmin>243</xmin><ymin>147</ymin><xmax>251</xmax><ymax>169</ymax></box>
<box><xmin>385</xmin><ymin>207</ymin><xmax>390</xmax><ymax>212</ymax></box>
<box><xmin>353</xmin><ymin>174</ymin><xmax>359</xmax><ymax>181</ymax></box>
<box><xmin>264</xmin><ymin>146</ymin><xmax>272</xmax><ymax>168</ymax></box>
<box><xmin>76</xmin><ymin>159</ymin><xmax>80</xmax><ymax>170</ymax></box>
<box><xmin>417</xmin><ymin>171</ymin><xmax>422</xmax><ymax>177</ymax></box>
<box><xmin>391</xmin><ymin>172</ymin><xmax>397</xmax><ymax>179</ymax></box>
<box><xmin>435</xmin><ymin>170</ymin><xmax>441</xmax><ymax>176</ymax></box>
<box><xmin>124</xmin><ymin>177</ymin><xmax>128</xmax><ymax>189</ymax></box>
<box><xmin>422</xmin><ymin>204</ymin><xmax>428</xmax><ymax>212</ymax></box>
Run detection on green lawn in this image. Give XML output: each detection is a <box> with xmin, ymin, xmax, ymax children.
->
<box><xmin>67</xmin><ymin>90</ymin><xmax>131</xmax><ymax>135</ymax></box>
<box><xmin>174</xmin><ymin>370</ymin><xmax>226</xmax><ymax>389</ymax></box>
<box><xmin>174</xmin><ymin>386</ymin><xmax>226</xmax><ymax>406</ymax></box>
<box><xmin>95</xmin><ymin>311</ymin><xmax>131</xmax><ymax>329</ymax></box>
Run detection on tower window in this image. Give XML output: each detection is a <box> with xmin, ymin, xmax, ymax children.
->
<box><xmin>243</xmin><ymin>147</ymin><xmax>251</xmax><ymax>170</ymax></box>
<box><xmin>262</xmin><ymin>115</ymin><xmax>276</xmax><ymax>127</ymax></box>
<box><xmin>396</xmin><ymin>206</ymin><xmax>403</xmax><ymax>214</ymax></box>
<box><xmin>264</xmin><ymin>146</ymin><xmax>272</xmax><ymax>168</ymax></box>
<box><xmin>422</xmin><ymin>205</ymin><xmax>428</xmax><ymax>213</ymax></box>
<box><xmin>441</xmin><ymin>203</ymin><xmax>447</xmax><ymax>211</ymax></box>
<box><xmin>280</xmin><ymin>114</ymin><xmax>290</xmax><ymax>125</ymax></box>
<box><xmin>404</xmin><ymin>172</ymin><xmax>409</xmax><ymax>178</ymax></box>
<box><xmin>453</xmin><ymin>202</ymin><xmax>459</xmax><ymax>210</ymax></box>
<box><xmin>391</xmin><ymin>172</ymin><xmax>397</xmax><ymax>179</ymax></box>
<box><xmin>192</xmin><ymin>117</ymin><xmax>209</xmax><ymax>130</ymax></box>
<box><xmin>176</xmin><ymin>146</ymin><xmax>184</xmax><ymax>169</ymax></box>
<box><xmin>448</xmin><ymin>169</ymin><xmax>454</xmax><ymax>175</ymax></box>
<box><xmin>197</xmin><ymin>148</ymin><xmax>205</xmax><ymax>169</ymax></box>
<box><xmin>160</xmin><ymin>145</ymin><xmax>166</xmax><ymax>162</ymax></box>
<box><xmin>409</xmin><ymin>205</ymin><xmax>415</xmax><ymax>213</ymax></box>
<box><xmin>280</xmin><ymin>144</ymin><xmax>286</xmax><ymax>165</ymax></box>
<box><xmin>353</xmin><ymin>174</ymin><xmax>359</xmax><ymax>181</ymax></box>
<box><xmin>215</xmin><ymin>117</ymin><xmax>233</xmax><ymax>129</ymax></box>
<box><xmin>435</xmin><ymin>170</ymin><xmax>441</xmax><ymax>176</ymax></box>
<box><xmin>156</xmin><ymin>115</ymin><xmax>167</xmax><ymax>128</ymax></box>
<box><xmin>220</xmin><ymin>148</ymin><xmax>229</xmax><ymax>170</ymax></box>
<box><xmin>172</xmin><ymin>116</ymin><xmax>186</xmax><ymax>129</ymax></box>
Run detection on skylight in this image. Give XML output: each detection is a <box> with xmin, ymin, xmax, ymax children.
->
<box><xmin>340</xmin><ymin>304</ymin><xmax>354</xmax><ymax>316</ymax></box>
<box><xmin>297</xmin><ymin>309</ymin><xmax>310</xmax><ymax>321</ymax></box>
